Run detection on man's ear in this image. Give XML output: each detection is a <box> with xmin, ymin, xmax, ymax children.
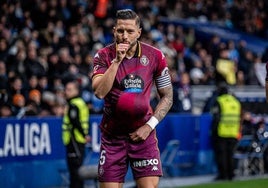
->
<box><xmin>137</xmin><ymin>28</ymin><xmax>142</xmax><ymax>39</ymax></box>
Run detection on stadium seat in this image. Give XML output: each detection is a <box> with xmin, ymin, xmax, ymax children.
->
<box><xmin>233</xmin><ymin>135</ymin><xmax>254</xmax><ymax>176</ymax></box>
<box><xmin>247</xmin><ymin>139</ymin><xmax>265</xmax><ymax>175</ymax></box>
<box><xmin>233</xmin><ymin>135</ymin><xmax>266</xmax><ymax>176</ymax></box>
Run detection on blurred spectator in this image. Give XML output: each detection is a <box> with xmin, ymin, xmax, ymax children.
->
<box><xmin>238</xmin><ymin>50</ymin><xmax>254</xmax><ymax>84</ymax></box>
<box><xmin>189</xmin><ymin>58</ymin><xmax>205</xmax><ymax>85</ymax></box>
<box><xmin>207</xmin><ymin>35</ymin><xmax>221</xmax><ymax>66</ymax></box>
<box><xmin>7</xmin><ymin>75</ymin><xmax>26</xmax><ymax>101</ymax></box>
<box><xmin>54</xmin><ymin>84</ymin><xmax>65</xmax><ymax>99</ymax></box>
<box><xmin>241</xmin><ymin>111</ymin><xmax>255</xmax><ymax>136</ymax></box>
<box><xmin>25</xmin><ymin>89</ymin><xmax>42</xmax><ymax>116</ymax></box>
<box><xmin>227</xmin><ymin>40</ymin><xmax>239</xmax><ymax>64</ymax></box>
<box><xmin>11</xmin><ymin>93</ymin><xmax>26</xmax><ymax>118</ymax></box>
<box><xmin>248</xmin><ymin>54</ymin><xmax>266</xmax><ymax>86</ymax></box>
<box><xmin>31</xmin><ymin>0</ymin><xmax>49</xmax><ymax>30</ymax></box>
<box><xmin>171</xmin><ymin>72</ymin><xmax>192</xmax><ymax>113</ymax></box>
<box><xmin>172</xmin><ymin>36</ymin><xmax>185</xmax><ymax>54</ymax></box>
<box><xmin>184</xmin><ymin>28</ymin><xmax>196</xmax><ymax>49</ymax></box>
<box><xmin>0</xmin><ymin>38</ymin><xmax>8</xmax><ymax>62</ymax></box>
<box><xmin>0</xmin><ymin>61</ymin><xmax>8</xmax><ymax>95</ymax></box>
<box><xmin>47</xmin><ymin>52</ymin><xmax>60</xmax><ymax>85</ymax></box>
<box><xmin>27</xmin><ymin>74</ymin><xmax>39</xmax><ymax>91</ymax></box>
<box><xmin>0</xmin><ymin>86</ymin><xmax>8</xmax><ymax>107</ymax></box>
<box><xmin>202</xmin><ymin>53</ymin><xmax>215</xmax><ymax>85</ymax></box>
<box><xmin>215</xmin><ymin>48</ymin><xmax>236</xmax><ymax>85</ymax></box>
<box><xmin>56</xmin><ymin>47</ymin><xmax>73</xmax><ymax>75</ymax></box>
<box><xmin>195</xmin><ymin>48</ymin><xmax>215</xmax><ymax>85</ymax></box>
<box><xmin>236</xmin><ymin>70</ymin><xmax>246</xmax><ymax>87</ymax></box>
<box><xmin>7</xmin><ymin>48</ymin><xmax>27</xmax><ymax>82</ymax></box>
<box><xmin>40</xmin><ymin>91</ymin><xmax>56</xmax><ymax>116</ymax></box>
<box><xmin>37</xmin><ymin>74</ymin><xmax>49</xmax><ymax>93</ymax></box>
<box><xmin>24</xmin><ymin>44</ymin><xmax>46</xmax><ymax>77</ymax></box>
<box><xmin>80</xmin><ymin>53</ymin><xmax>94</xmax><ymax>78</ymax></box>
<box><xmin>51</xmin><ymin>98</ymin><xmax>66</xmax><ymax>117</ymax></box>
<box><xmin>0</xmin><ymin>62</ymin><xmax>9</xmax><ymax>106</ymax></box>
<box><xmin>0</xmin><ymin>103</ymin><xmax>12</xmax><ymax>118</ymax></box>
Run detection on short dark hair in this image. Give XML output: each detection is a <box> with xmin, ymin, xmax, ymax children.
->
<box><xmin>116</xmin><ymin>9</ymin><xmax>140</xmax><ymax>27</ymax></box>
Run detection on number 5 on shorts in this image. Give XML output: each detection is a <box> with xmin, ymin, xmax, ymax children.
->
<box><xmin>100</xmin><ymin>150</ymin><xmax>106</xmax><ymax>165</ymax></box>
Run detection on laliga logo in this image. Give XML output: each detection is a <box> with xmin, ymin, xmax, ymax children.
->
<box><xmin>0</xmin><ymin>121</ymin><xmax>101</xmax><ymax>158</ymax></box>
<box><xmin>0</xmin><ymin>123</ymin><xmax>51</xmax><ymax>157</ymax></box>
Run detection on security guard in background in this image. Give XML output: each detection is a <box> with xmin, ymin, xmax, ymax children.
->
<box><xmin>62</xmin><ymin>80</ymin><xmax>90</xmax><ymax>188</ymax></box>
<box><xmin>210</xmin><ymin>82</ymin><xmax>241</xmax><ymax>181</ymax></box>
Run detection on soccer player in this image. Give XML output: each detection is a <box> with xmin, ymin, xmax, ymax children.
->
<box><xmin>92</xmin><ymin>9</ymin><xmax>173</xmax><ymax>188</ymax></box>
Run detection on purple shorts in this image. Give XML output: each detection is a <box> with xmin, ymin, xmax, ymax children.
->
<box><xmin>98</xmin><ymin>130</ymin><xmax>163</xmax><ymax>182</ymax></box>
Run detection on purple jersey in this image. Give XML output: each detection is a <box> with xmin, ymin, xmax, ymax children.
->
<box><xmin>93</xmin><ymin>41</ymin><xmax>168</xmax><ymax>135</ymax></box>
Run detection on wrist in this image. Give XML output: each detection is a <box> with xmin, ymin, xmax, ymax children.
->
<box><xmin>146</xmin><ymin>116</ymin><xmax>159</xmax><ymax>130</ymax></box>
<box><xmin>111</xmin><ymin>59</ymin><xmax>121</xmax><ymax>64</ymax></box>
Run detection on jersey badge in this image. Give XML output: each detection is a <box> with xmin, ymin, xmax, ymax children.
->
<box><xmin>140</xmin><ymin>55</ymin><xmax>149</xmax><ymax>66</ymax></box>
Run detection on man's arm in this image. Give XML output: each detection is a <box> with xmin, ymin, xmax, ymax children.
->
<box><xmin>153</xmin><ymin>85</ymin><xmax>173</xmax><ymax>122</ymax></box>
<box><xmin>129</xmin><ymin>85</ymin><xmax>173</xmax><ymax>142</ymax></box>
<box><xmin>92</xmin><ymin>44</ymin><xmax>129</xmax><ymax>99</ymax></box>
<box><xmin>92</xmin><ymin>61</ymin><xmax>120</xmax><ymax>99</ymax></box>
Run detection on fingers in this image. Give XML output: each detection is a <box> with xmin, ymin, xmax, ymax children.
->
<box><xmin>129</xmin><ymin>131</ymin><xmax>146</xmax><ymax>142</ymax></box>
<box><xmin>132</xmin><ymin>136</ymin><xmax>142</xmax><ymax>142</ymax></box>
<box><xmin>117</xmin><ymin>43</ymin><xmax>129</xmax><ymax>52</ymax></box>
<box><xmin>116</xmin><ymin>43</ymin><xmax>129</xmax><ymax>61</ymax></box>
<box><xmin>129</xmin><ymin>132</ymin><xmax>140</xmax><ymax>142</ymax></box>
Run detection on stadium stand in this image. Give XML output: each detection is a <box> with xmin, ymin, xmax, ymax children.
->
<box><xmin>0</xmin><ymin>0</ymin><xmax>268</xmax><ymax>118</ymax></box>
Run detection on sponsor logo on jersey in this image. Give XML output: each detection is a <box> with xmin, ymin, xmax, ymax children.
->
<box><xmin>132</xmin><ymin>158</ymin><xmax>159</xmax><ymax>168</ymax></box>
<box><xmin>140</xmin><ymin>55</ymin><xmax>149</xmax><ymax>66</ymax></box>
<box><xmin>152</xmin><ymin>166</ymin><xmax>159</xmax><ymax>171</ymax></box>
<box><xmin>121</xmin><ymin>74</ymin><xmax>144</xmax><ymax>93</ymax></box>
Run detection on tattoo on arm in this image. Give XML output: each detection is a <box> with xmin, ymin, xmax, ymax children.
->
<box><xmin>154</xmin><ymin>85</ymin><xmax>173</xmax><ymax>121</ymax></box>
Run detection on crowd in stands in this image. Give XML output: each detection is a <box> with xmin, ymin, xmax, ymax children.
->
<box><xmin>0</xmin><ymin>0</ymin><xmax>268</xmax><ymax>118</ymax></box>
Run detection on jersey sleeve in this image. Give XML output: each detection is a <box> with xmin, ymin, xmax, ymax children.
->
<box><xmin>92</xmin><ymin>49</ymin><xmax>109</xmax><ymax>79</ymax></box>
<box><xmin>155</xmin><ymin>51</ymin><xmax>168</xmax><ymax>77</ymax></box>
<box><xmin>154</xmin><ymin>51</ymin><xmax>171</xmax><ymax>89</ymax></box>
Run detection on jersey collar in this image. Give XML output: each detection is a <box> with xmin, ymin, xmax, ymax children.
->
<box><xmin>133</xmin><ymin>41</ymin><xmax>141</xmax><ymax>58</ymax></box>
